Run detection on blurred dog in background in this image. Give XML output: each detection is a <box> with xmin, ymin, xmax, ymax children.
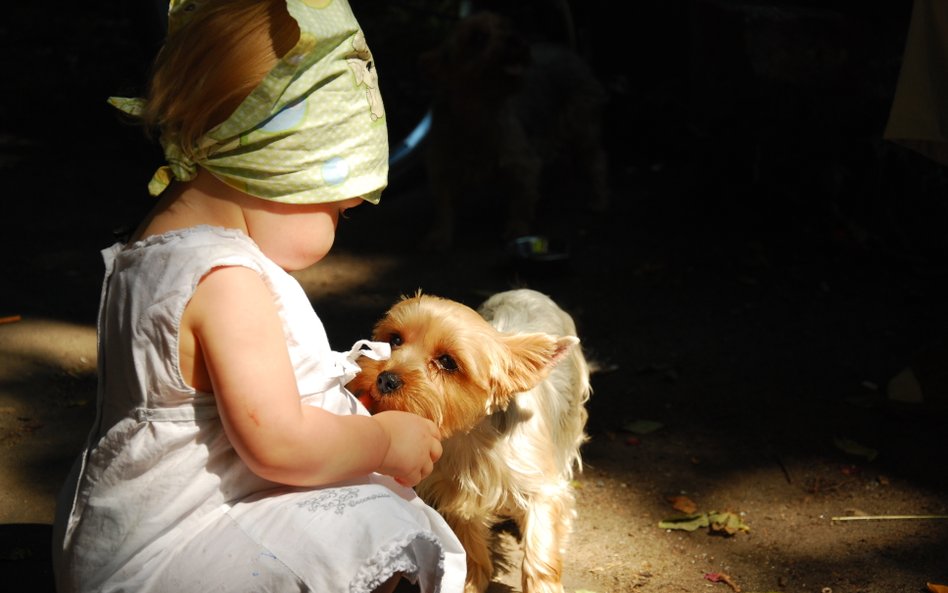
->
<box><xmin>418</xmin><ymin>10</ymin><xmax>610</xmax><ymax>251</ymax></box>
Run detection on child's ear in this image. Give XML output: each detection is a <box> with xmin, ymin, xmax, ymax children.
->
<box><xmin>490</xmin><ymin>333</ymin><xmax>579</xmax><ymax>397</ymax></box>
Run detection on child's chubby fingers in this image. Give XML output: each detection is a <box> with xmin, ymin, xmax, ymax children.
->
<box><xmin>393</xmin><ymin>454</ymin><xmax>434</xmax><ymax>488</ymax></box>
<box><xmin>392</xmin><ymin>457</ymin><xmax>432</xmax><ymax>488</ymax></box>
<box><xmin>429</xmin><ymin>433</ymin><xmax>443</xmax><ymax>464</ymax></box>
<box><xmin>372</xmin><ymin>411</ymin><xmax>443</xmax><ymax>485</ymax></box>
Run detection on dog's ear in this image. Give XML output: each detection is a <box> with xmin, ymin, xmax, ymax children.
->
<box><xmin>491</xmin><ymin>333</ymin><xmax>578</xmax><ymax>398</ymax></box>
<box><xmin>551</xmin><ymin>336</ymin><xmax>580</xmax><ymax>364</ymax></box>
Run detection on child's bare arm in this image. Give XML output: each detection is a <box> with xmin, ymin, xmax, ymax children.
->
<box><xmin>184</xmin><ymin>266</ymin><xmax>441</xmax><ymax>487</ymax></box>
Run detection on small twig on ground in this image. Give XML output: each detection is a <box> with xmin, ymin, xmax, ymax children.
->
<box><xmin>774</xmin><ymin>453</ymin><xmax>792</xmax><ymax>484</ymax></box>
<box><xmin>719</xmin><ymin>573</ymin><xmax>741</xmax><ymax>592</ymax></box>
<box><xmin>0</xmin><ymin>315</ymin><xmax>22</xmax><ymax>325</ymax></box>
<box><xmin>705</xmin><ymin>572</ymin><xmax>741</xmax><ymax>592</ymax></box>
<box><xmin>832</xmin><ymin>514</ymin><xmax>948</xmax><ymax>522</ymax></box>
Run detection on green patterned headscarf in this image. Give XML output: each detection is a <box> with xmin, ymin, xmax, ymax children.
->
<box><xmin>111</xmin><ymin>0</ymin><xmax>388</xmax><ymax>204</ymax></box>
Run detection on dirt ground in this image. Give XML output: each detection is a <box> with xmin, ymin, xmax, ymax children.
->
<box><xmin>2</xmin><ymin>1</ymin><xmax>948</xmax><ymax>592</ymax></box>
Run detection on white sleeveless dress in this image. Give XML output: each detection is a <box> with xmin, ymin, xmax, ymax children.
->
<box><xmin>52</xmin><ymin>226</ymin><xmax>465</xmax><ymax>593</ymax></box>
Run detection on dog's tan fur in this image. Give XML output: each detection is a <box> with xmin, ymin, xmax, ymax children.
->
<box><xmin>346</xmin><ymin>289</ymin><xmax>591</xmax><ymax>593</ymax></box>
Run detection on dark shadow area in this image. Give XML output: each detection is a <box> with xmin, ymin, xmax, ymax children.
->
<box><xmin>2</xmin><ymin>0</ymin><xmax>947</xmax><ymax>591</ymax></box>
<box><xmin>0</xmin><ymin>524</ymin><xmax>55</xmax><ymax>593</ymax></box>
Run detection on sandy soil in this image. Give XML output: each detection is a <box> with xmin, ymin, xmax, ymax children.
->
<box><xmin>2</xmin><ymin>1</ymin><xmax>948</xmax><ymax>592</ymax></box>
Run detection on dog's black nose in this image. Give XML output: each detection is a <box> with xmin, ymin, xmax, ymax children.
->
<box><xmin>376</xmin><ymin>371</ymin><xmax>403</xmax><ymax>395</ymax></box>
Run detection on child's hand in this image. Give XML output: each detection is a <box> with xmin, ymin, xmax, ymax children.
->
<box><xmin>372</xmin><ymin>411</ymin><xmax>442</xmax><ymax>487</ymax></box>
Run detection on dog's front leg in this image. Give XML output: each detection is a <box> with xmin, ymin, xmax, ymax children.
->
<box><xmin>519</xmin><ymin>485</ymin><xmax>575</xmax><ymax>593</ymax></box>
<box><xmin>446</xmin><ymin>514</ymin><xmax>494</xmax><ymax>593</ymax></box>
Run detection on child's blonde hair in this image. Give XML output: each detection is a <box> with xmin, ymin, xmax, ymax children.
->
<box><xmin>143</xmin><ymin>0</ymin><xmax>300</xmax><ymax>157</ymax></box>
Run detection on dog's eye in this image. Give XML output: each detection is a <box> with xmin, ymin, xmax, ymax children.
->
<box><xmin>388</xmin><ymin>333</ymin><xmax>403</xmax><ymax>347</ymax></box>
<box><xmin>436</xmin><ymin>354</ymin><xmax>458</xmax><ymax>372</ymax></box>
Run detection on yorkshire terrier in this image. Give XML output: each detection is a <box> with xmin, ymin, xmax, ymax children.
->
<box><xmin>346</xmin><ymin>289</ymin><xmax>591</xmax><ymax>593</ymax></box>
<box><xmin>418</xmin><ymin>10</ymin><xmax>610</xmax><ymax>251</ymax></box>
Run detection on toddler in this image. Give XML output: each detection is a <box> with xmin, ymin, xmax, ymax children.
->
<box><xmin>51</xmin><ymin>1</ymin><xmax>465</xmax><ymax>592</ymax></box>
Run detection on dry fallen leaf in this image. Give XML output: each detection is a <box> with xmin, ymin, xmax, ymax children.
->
<box><xmin>667</xmin><ymin>495</ymin><xmax>698</xmax><ymax>514</ymax></box>
<box><xmin>660</xmin><ymin>510</ymin><xmax>749</xmax><ymax>536</ymax></box>
<box><xmin>658</xmin><ymin>513</ymin><xmax>709</xmax><ymax>532</ymax></box>
<box><xmin>708</xmin><ymin>511</ymin><xmax>750</xmax><ymax>535</ymax></box>
<box><xmin>927</xmin><ymin>583</ymin><xmax>948</xmax><ymax>593</ymax></box>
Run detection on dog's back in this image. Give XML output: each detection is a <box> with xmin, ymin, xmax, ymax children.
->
<box><xmin>477</xmin><ymin>289</ymin><xmax>591</xmax><ymax>478</ymax></box>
